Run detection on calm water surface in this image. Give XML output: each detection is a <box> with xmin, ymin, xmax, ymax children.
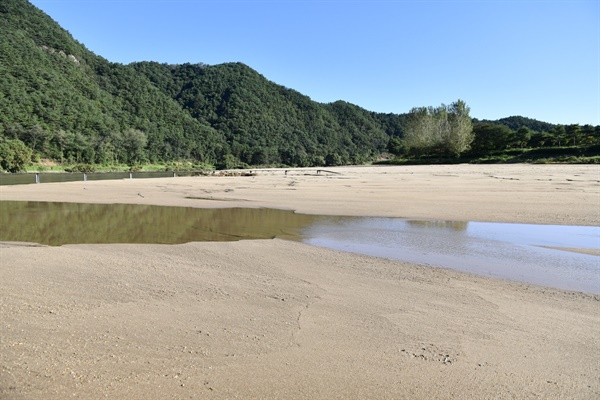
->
<box><xmin>1</xmin><ymin>201</ymin><xmax>597</xmax><ymax>294</ymax></box>
<box><xmin>0</xmin><ymin>171</ymin><xmax>197</xmax><ymax>186</ymax></box>
<box><xmin>0</xmin><ymin>201</ymin><xmax>320</xmax><ymax>244</ymax></box>
<box><xmin>304</xmin><ymin>218</ymin><xmax>599</xmax><ymax>294</ymax></box>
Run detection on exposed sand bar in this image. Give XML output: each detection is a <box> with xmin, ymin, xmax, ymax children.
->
<box><xmin>1</xmin><ymin>164</ymin><xmax>599</xmax><ymax>399</ymax></box>
<box><xmin>1</xmin><ymin>164</ymin><xmax>599</xmax><ymax>225</ymax></box>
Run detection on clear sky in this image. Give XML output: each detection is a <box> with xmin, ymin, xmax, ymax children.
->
<box><xmin>29</xmin><ymin>0</ymin><xmax>600</xmax><ymax>126</ymax></box>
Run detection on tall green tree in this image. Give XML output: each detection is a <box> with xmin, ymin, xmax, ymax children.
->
<box><xmin>403</xmin><ymin>100</ymin><xmax>473</xmax><ymax>157</ymax></box>
<box><xmin>580</xmin><ymin>124</ymin><xmax>599</xmax><ymax>145</ymax></box>
<box><xmin>403</xmin><ymin>106</ymin><xmax>438</xmax><ymax>153</ymax></box>
<box><xmin>445</xmin><ymin>100</ymin><xmax>474</xmax><ymax>157</ymax></box>
<box><xmin>470</xmin><ymin>123</ymin><xmax>514</xmax><ymax>154</ymax></box>
<box><xmin>515</xmin><ymin>127</ymin><xmax>531</xmax><ymax>148</ymax></box>
<box><xmin>550</xmin><ymin>125</ymin><xmax>567</xmax><ymax>147</ymax></box>
<box><xmin>565</xmin><ymin>124</ymin><xmax>582</xmax><ymax>146</ymax></box>
<box><xmin>0</xmin><ymin>136</ymin><xmax>32</xmax><ymax>172</ymax></box>
<box><xmin>121</xmin><ymin>128</ymin><xmax>147</xmax><ymax>166</ymax></box>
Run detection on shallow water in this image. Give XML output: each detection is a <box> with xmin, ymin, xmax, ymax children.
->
<box><xmin>1</xmin><ymin>201</ymin><xmax>597</xmax><ymax>294</ymax></box>
<box><xmin>0</xmin><ymin>171</ymin><xmax>197</xmax><ymax>186</ymax></box>
<box><xmin>0</xmin><ymin>201</ymin><xmax>321</xmax><ymax>245</ymax></box>
<box><xmin>303</xmin><ymin>218</ymin><xmax>599</xmax><ymax>294</ymax></box>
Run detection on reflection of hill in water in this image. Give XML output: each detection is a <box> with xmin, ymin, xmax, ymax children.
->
<box><xmin>0</xmin><ymin>202</ymin><xmax>320</xmax><ymax>246</ymax></box>
<box><xmin>406</xmin><ymin>220</ymin><xmax>468</xmax><ymax>231</ymax></box>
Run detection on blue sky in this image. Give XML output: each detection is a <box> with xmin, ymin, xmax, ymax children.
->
<box><xmin>29</xmin><ymin>0</ymin><xmax>599</xmax><ymax>126</ymax></box>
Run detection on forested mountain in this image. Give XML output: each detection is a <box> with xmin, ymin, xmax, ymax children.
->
<box><xmin>475</xmin><ymin>116</ymin><xmax>556</xmax><ymax>133</ymax></box>
<box><xmin>0</xmin><ymin>0</ymin><xmax>394</xmax><ymax>169</ymax></box>
<box><xmin>131</xmin><ymin>61</ymin><xmax>390</xmax><ymax>166</ymax></box>
<box><xmin>0</xmin><ymin>0</ymin><xmax>225</xmax><ymax>166</ymax></box>
<box><xmin>0</xmin><ymin>0</ymin><xmax>597</xmax><ymax>172</ymax></box>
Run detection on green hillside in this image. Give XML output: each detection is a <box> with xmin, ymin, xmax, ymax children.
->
<box><xmin>0</xmin><ymin>0</ymin><xmax>396</xmax><ymax>170</ymax></box>
<box><xmin>0</xmin><ymin>0</ymin><xmax>225</xmax><ymax>168</ymax></box>
<box><xmin>1</xmin><ymin>0</ymin><xmax>598</xmax><ymax>172</ymax></box>
<box><xmin>132</xmin><ymin>61</ymin><xmax>390</xmax><ymax>167</ymax></box>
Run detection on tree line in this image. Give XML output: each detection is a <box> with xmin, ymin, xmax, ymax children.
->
<box><xmin>1</xmin><ymin>0</ymin><xmax>598</xmax><ymax>172</ymax></box>
<box><xmin>468</xmin><ymin>122</ymin><xmax>599</xmax><ymax>155</ymax></box>
<box><xmin>395</xmin><ymin>100</ymin><xmax>473</xmax><ymax>157</ymax></box>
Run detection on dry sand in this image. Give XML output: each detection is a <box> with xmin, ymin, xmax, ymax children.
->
<box><xmin>1</xmin><ymin>164</ymin><xmax>599</xmax><ymax>399</ymax></box>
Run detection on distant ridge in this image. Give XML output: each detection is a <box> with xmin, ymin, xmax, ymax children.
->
<box><xmin>476</xmin><ymin>116</ymin><xmax>556</xmax><ymax>133</ymax></box>
<box><xmin>1</xmin><ymin>0</ymin><xmax>595</xmax><ymax>171</ymax></box>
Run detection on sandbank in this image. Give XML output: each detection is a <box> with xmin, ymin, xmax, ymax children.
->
<box><xmin>1</xmin><ymin>164</ymin><xmax>599</xmax><ymax>399</ymax></box>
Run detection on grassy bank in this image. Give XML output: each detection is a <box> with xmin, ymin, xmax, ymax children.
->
<box><xmin>24</xmin><ymin>161</ymin><xmax>215</xmax><ymax>174</ymax></box>
<box><xmin>380</xmin><ymin>145</ymin><xmax>600</xmax><ymax>165</ymax></box>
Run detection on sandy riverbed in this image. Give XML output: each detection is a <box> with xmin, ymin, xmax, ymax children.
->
<box><xmin>1</xmin><ymin>164</ymin><xmax>599</xmax><ymax>399</ymax></box>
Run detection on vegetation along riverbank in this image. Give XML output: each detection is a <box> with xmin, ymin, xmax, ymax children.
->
<box><xmin>1</xmin><ymin>0</ymin><xmax>599</xmax><ymax>174</ymax></box>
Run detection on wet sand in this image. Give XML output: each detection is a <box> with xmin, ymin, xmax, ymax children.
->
<box><xmin>1</xmin><ymin>164</ymin><xmax>598</xmax><ymax>225</ymax></box>
<box><xmin>1</xmin><ymin>164</ymin><xmax>599</xmax><ymax>399</ymax></box>
<box><xmin>543</xmin><ymin>246</ymin><xmax>600</xmax><ymax>256</ymax></box>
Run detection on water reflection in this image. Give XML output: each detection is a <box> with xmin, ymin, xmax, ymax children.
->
<box><xmin>0</xmin><ymin>201</ymin><xmax>324</xmax><ymax>245</ymax></box>
<box><xmin>1</xmin><ymin>201</ymin><xmax>597</xmax><ymax>294</ymax></box>
<box><xmin>0</xmin><ymin>171</ymin><xmax>197</xmax><ymax>186</ymax></box>
<box><xmin>407</xmin><ymin>220</ymin><xmax>468</xmax><ymax>231</ymax></box>
<box><xmin>304</xmin><ymin>218</ymin><xmax>599</xmax><ymax>294</ymax></box>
